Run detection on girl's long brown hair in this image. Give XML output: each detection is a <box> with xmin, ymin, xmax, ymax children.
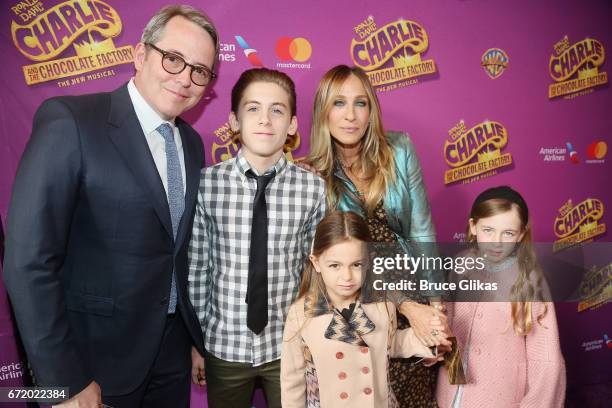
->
<box><xmin>307</xmin><ymin>65</ymin><xmax>395</xmax><ymax>214</ymax></box>
<box><xmin>298</xmin><ymin>211</ymin><xmax>371</xmax><ymax>311</ymax></box>
<box><xmin>467</xmin><ymin>196</ymin><xmax>548</xmax><ymax>335</ymax></box>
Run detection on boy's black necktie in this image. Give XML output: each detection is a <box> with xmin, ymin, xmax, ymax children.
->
<box><xmin>245</xmin><ymin>169</ymin><xmax>276</xmax><ymax>334</ymax></box>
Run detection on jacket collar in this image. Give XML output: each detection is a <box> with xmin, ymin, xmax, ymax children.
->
<box><xmin>304</xmin><ymin>294</ymin><xmax>375</xmax><ymax>347</ymax></box>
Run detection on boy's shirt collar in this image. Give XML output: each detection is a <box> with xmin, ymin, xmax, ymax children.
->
<box><xmin>236</xmin><ymin>149</ymin><xmax>288</xmax><ymax>178</ymax></box>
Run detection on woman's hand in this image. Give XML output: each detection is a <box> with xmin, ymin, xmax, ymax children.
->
<box><xmin>191</xmin><ymin>346</ymin><xmax>206</xmax><ymax>386</ymax></box>
<box><xmin>399</xmin><ymin>301</ymin><xmax>451</xmax><ymax>347</ymax></box>
<box><xmin>422</xmin><ymin>343</ymin><xmax>452</xmax><ymax>367</ymax></box>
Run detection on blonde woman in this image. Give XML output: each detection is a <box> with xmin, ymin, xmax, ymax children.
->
<box><xmin>307</xmin><ymin>65</ymin><xmax>447</xmax><ymax>407</ymax></box>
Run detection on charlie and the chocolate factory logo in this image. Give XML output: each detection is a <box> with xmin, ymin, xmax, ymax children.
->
<box><xmin>553</xmin><ymin>198</ymin><xmax>606</xmax><ymax>252</ymax></box>
<box><xmin>10</xmin><ymin>0</ymin><xmax>133</xmax><ymax>87</ymax></box>
<box><xmin>350</xmin><ymin>16</ymin><xmax>437</xmax><ymax>92</ymax></box>
<box><xmin>443</xmin><ymin>119</ymin><xmax>513</xmax><ymax>185</ymax></box>
<box><xmin>548</xmin><ymin>35</ymin><xmax>607</xmax><ymax>99</ymax></box>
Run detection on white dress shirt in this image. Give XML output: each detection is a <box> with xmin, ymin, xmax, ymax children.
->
<box><xmin>127</xmin><ymin>78</ymin><xmax>187</xmax><ymax>194</ymax></box>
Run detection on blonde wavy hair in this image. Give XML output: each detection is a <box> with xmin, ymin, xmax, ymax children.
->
<box><xmin>308</xmin><ymin>65</ymin><xmax>395</xmax><ymax>214</ymax></box>
<box><xmin>467</xmin><ymin>197</ymin><xmax>548</xmax><ymax>336</ymax></box>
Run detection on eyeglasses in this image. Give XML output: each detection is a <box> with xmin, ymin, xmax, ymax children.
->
<box><xmin>145</xmin><ymin>43</ymin><xmax>216</xmax><ymax>86</ymax></box>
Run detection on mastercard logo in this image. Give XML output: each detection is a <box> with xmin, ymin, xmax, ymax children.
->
<box><xmin>587</xmin><ymin>141</ymin><xmax>608</xmax><ymax>160</ymax></box>
<box><xmin>275</xmin><ymin>37</ymin><xmax>312</xmax><ymax>62</ymax></box>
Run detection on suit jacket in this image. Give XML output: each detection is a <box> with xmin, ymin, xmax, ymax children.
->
<box><xmin>2</xmin><ymin>83</ymin><xmax>205</xmax><ymax>397</ymax></box>
<box><xmin>281</xmin><ymin>297</ymin><xmax>434</xmax><ymax>408</ymax></box>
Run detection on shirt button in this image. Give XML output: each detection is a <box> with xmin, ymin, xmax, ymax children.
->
<box><xmin>361</xmin><ymin>367</ymin><xmax>370</xmax><ymax>374</ymax></box>
<box><xmin>340</xmin><ymin>392</ymin><xmax>348</xmax><ymax>399</ymax></box>
<box><xmin>360</xmin><ymin>347</ymin><xmax>369</xmax><ymax>354</ymax></box>
<box><xmin>363</xmin><ymin>387</ymin><xmax>372</xmax><ymax>395</ymax></box>
<box><xmin>338</xmin><ymin>372</ymin><xmax>347</xmax><ymax>380</ymax></box>
<box><xmin>477</xmin><ymin>312</ymin><xmax>483</xmax><ymax>319</ymax></box>
<box><xmin>474</xmin><ymin>348</ymin><xmax>481</xmax><ymax>355</ymax></box>
<box><xmin>336</xmin><ymin>352</ymin><xmax>344</xmax><ymax>359</ymax></box>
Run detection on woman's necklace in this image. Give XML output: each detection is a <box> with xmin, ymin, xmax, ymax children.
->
<box><xmin>343</xmin><ymin>166</ymin><xmax>367</xmax><ymax>196</ymax></box>
<box><xmin>339</xmin><ymin>155</ymin><xmax>366</xmax><ymax>179</ymax></box>
<box><xmin>338</xmin><ymin>156</ymin><xmax>357</xmax><ymax>171</ymax></box>
<box><xmin>338</xmin><ymin>151</ymin><xmax>368</xmax><ymax>197</ymax></box>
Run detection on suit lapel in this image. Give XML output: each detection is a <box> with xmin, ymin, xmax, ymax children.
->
<box><xmin>107</xmin><ymin>84</ymin><xmax>173</xmax><ymax>239</ymax></box>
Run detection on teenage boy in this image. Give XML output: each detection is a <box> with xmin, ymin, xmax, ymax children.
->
<box><xmin>188</xmin><ymin>68</ymin><xmax>326</xmax><ymax>407</ymax></box>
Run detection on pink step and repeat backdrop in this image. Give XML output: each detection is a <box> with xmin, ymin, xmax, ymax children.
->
<box><xmin>1</xmin><ymin>0</ymin><xmax>610</xmax><ymax>406</ymax></box>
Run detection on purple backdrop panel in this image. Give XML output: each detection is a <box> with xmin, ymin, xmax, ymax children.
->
<box><xmin>0</xmin><ymin>1</ymin><xmax>610</xmax><ymax>407</ymax></box>
<box><xmin>0</xmin><ymin>341</ymin><xmax>27</xmax><ymax>408</ymax></box>
<box><xmin>2</xmin><ymin>211</ymin><xmax>26</xmax><ymax>407</ymax></box>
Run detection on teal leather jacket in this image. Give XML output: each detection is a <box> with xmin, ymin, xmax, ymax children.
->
<box><xmin>334</xmin><ymin>132</ymin><xmax>442</xmax><ymax>296</ymax></box>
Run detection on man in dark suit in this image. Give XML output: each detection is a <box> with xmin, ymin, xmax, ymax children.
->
<box><xmin>2</xmin><ymin>5</ymin><xmax>218</xmax><ymax>407</ymax></box>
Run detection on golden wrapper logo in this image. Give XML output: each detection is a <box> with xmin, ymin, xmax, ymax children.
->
<box><xmin>12</xmin><ymin>0</ymin><xmax>120</xmax><ymax>61</ymax></box>
<box><xmin>548</xmin><ymin>36</ymin><xmax>608</xmax><ymax>99</ymax></box>
<box><xmin>577</xmin><ymin>264</ymin><xmax>611</xmax><ymax>312</ymax></box>
<box><xmin>443</xmin><ymin>120</ymin><xmax>513</xmax><ymax>185</ymax></box>
<box><xmin>11</xmin><ymin>0</ymin><xmax>133</xmax><ymax>86</ymax></box>
<box><xmin>350</xmin><ymin>17</ymin><xmax>436</xmax><ymax>89</ymax></box>
<box><xmin>211</xmin><ymin>122</ymin><xmax>240</xmax><ymax>164</ymax></box>
<box><xmin>553</xmin><ymin>198</ymin><xmax>606</xmax><ymax>252</ymax></box>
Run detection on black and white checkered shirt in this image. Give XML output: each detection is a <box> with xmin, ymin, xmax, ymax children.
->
<box><xmin>188</xmin><ymin>151</ymin><xmax>326</xmax><ymax>365</ymax></box>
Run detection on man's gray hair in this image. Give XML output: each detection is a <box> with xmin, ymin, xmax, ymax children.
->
<box><xmin>141</xmin><ymin>5</ymin><xmax>219</xmax><ymax>66</ymax></box>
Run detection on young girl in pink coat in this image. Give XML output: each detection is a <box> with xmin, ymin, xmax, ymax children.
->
<box><xmin>281</xmin><ymin>211</ymin><xmax>448</xmax><ymax>407</ymax></box>
<box><xmin>436</xmin><ymin>186</ymin><xmax>566</xmax><ymax>407</ymax></box>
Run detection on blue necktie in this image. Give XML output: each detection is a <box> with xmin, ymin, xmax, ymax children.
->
<box><xmin>157</xmin><ymin>123</ymin><xmax>184</xmax><ymax>314</ymax></box>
